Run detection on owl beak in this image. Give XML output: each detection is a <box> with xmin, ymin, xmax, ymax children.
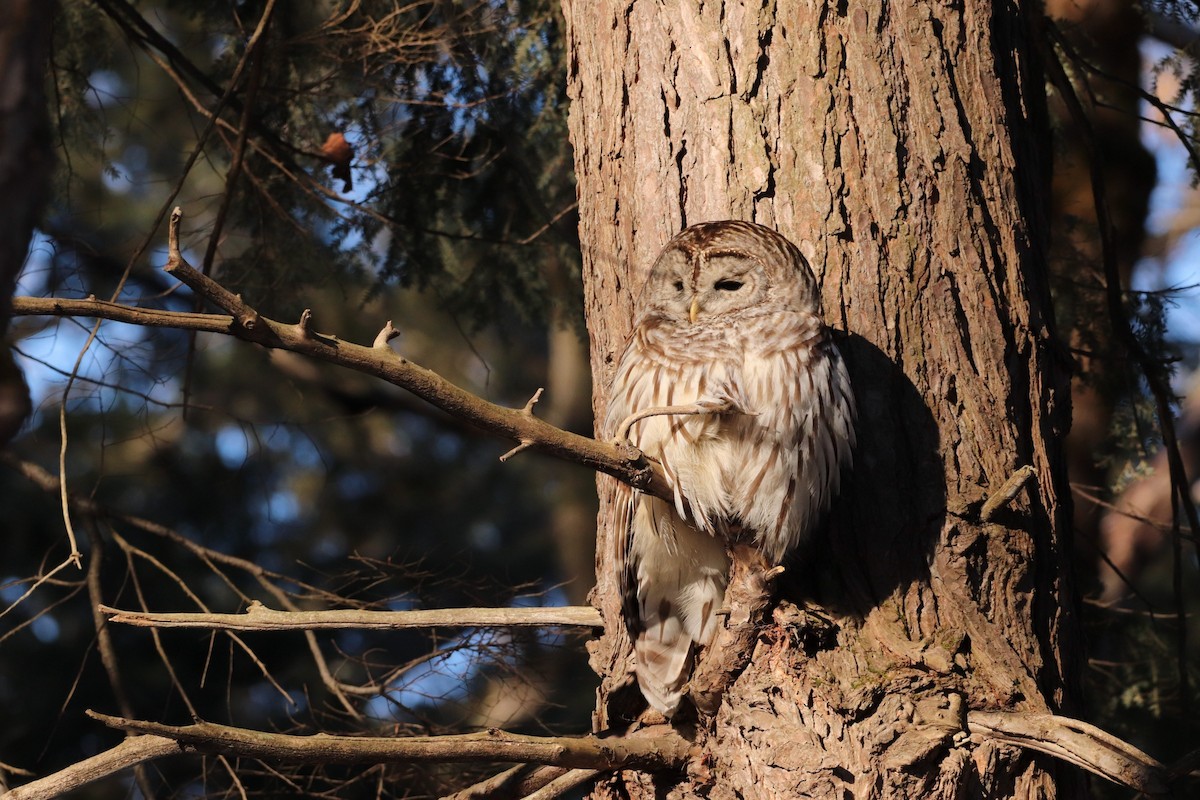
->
<box><xmin>689</xmin><ymin>295</ymin><xmax>699</xmax><ymax>324</ymax></box>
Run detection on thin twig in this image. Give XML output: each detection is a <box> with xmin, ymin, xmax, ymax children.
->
<box><xmin>2</xmin><ymin>452</ymin><xmax>370</xmax><ymax>718</ymax></box>
<box><xmin>117</xmin><ymin>544</ymin><xmax>248</xmax><ymax>789</ymax></box>
<box><xmin>51</xmin><ymin>0</ymin><xmax>274</xmax><ymax>575</ymax></box>
<box><xmin>181</xmin><ymin>0</ymin><xmax>277</xmax><ymax>421</ymax></box>
<box><xmin>1055</xmin><ymin>27</ymin><xmax>1200</xmax><ymax>173</ymax></box>
<box><xmin>615</xmin><ymin>399</ymin><xmax>736</xmax><ymax>443</ymax></box>
<box><xmin>84</xmin><ymin>526</ymin><xmax>156</xmax><ymax>799</ymax></box>
<box><xmin>200</xmin><ymin>1</ymin><xmax>275</xmax><ymax>277</ymax></box>
<box><xmin>109</xmin><ymin>533</ymin><xmax>294</xmax><ymax>706</ymax></box>
<box><xmin>0</xmin><ymin>560</ymin><xmax>75</xmax><ymax>624</ymax></box>
<box><xmin>1071</xmin><ymin>483</ymin><xmax>1194</xmax><ymax>538</ymax></box>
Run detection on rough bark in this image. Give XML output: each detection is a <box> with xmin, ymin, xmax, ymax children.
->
<box><xmin>562</xmin><ymin>2</ymin><xmax>1079</xmax><ymax>797</ymax></box>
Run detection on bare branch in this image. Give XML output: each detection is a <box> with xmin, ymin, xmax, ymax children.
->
<box><xmin>87</xmin><ymin>712</ymin><xmax>693</xmax><ymax>772</ymax></box>
<box><xmin>2</xmin><ymin>736</ymin><xmax>182</xmax><ymax>800</ymax></box>
<box><xmin>968</xmin><ymin>711</ymin><xmax>1168</xmax><ymax>794</ymax></box>
<box><xmin>101</xmin><ymin>602</ymin><xmax>604</xmax><ymax>631</ymax></box>
<box><xmin>166</xmin><ymin>209</ymin><xmax>261</xmax><ymax>329</ymax></box>
<box><xmin>11</xmin><ymin>261</ymin><xmax>671</xmax><ymax>501</ymax></box>
<box><xmin>12</xmin><ymin>296</ymin><xmax>234</xmax><ymax>332</ymax></box>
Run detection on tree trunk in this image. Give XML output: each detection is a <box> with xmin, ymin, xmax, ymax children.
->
<box><xmin>562</xmin><ymin>2</ymin><xmax>1081</xmax><ymax>797</ymax></box>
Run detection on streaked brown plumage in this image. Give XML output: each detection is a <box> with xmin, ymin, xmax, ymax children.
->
<box><xmin>604</xmin><ymin>221</ymin><xmax>855</xmax><ymax>716</ymax></box>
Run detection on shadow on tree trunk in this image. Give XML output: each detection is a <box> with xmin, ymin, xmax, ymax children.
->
<box><xmin>790</xmin><ymin>332</ymin><xmax>945</xmax><ymax>617</ymax></box>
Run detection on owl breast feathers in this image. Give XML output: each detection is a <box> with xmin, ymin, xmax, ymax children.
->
<box><xmin>603</xmin><ymin>220</ymin><xmax>855</xmax><ymax>716</ymax></box>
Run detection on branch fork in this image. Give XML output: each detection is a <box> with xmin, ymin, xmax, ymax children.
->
<box><xmin>500</xmin><ymin>388</ymin><xmax>545</xmax><ymax>462</ymax></box>
<box><xmin>165</xmin><ymin>208</ymin><xmax>260</xmax><ymax>330</ymax></box>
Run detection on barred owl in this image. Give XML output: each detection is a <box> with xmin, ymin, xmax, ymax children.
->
<box><xmin>604</xmin><ymin>220</ymin><xmax>855</xmax><ymax>716</ymax></box>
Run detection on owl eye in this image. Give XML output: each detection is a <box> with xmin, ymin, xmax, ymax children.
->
<box><xmin>714</xmin><ymin>279</ymin><xmax>744</xmax><ymax>291</ymax></box>
<box><xmin>673</xmin><ymin>280</ymin><xmax>684</xmax><ymax>291</ymax></box>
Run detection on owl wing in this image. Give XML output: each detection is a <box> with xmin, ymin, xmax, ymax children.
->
<box><xmin>732</xmin><ymin>322</ymin><xmax>856</xmax><ymax>564</ymax></box>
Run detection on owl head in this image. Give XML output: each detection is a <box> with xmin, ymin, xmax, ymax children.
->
<box><xmin>638</xmin><ymin>220</ymin><xmax>821</xmax><ymax>325</ymax></box>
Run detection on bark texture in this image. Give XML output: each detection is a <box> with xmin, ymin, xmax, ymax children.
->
<box><xmin>562</xmin><ymin>2</ymin><xmax>1079</xmax><ymax>797</ymax></box>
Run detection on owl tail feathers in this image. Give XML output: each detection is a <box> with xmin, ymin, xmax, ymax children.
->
<box><xmin>634</xmin><ymin>616</ymin><xmax>693</xmax><ymax>717</ymax></box>
<box><xmin>634</xmin><ymin>568</ymin><xmax>728</xmax><ymax>716</ymax></box>
<box><xmin>631</xmin><ymin>542</ymin><xmax>728</xmax><ymax>717</ymax></box>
